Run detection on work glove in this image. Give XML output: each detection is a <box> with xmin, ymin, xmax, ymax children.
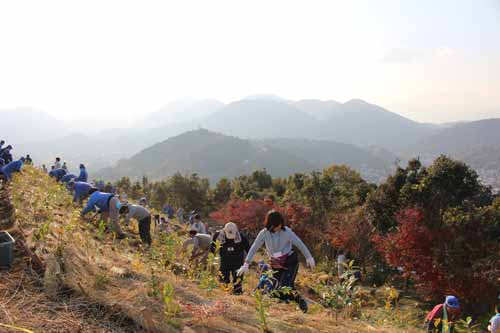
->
<box><xmin>236</xmin><ymin>262</ymin><xmax>249</xmax><ymax>277</ymax></box>
<box><xmin>306</xmin><ymin>257</ymin><xmax>316</xmax><ymax>269</ymax></box>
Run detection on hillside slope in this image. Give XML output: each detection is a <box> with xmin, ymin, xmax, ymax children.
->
<box><xmin>96</xmin><ymin>129</ymin><xmax>395</xmax><ymax>183</ymax></box>
<box><xmin>4</xmin><ymin>167</ymin><xmax>423</xmax><ymax>333</ymax></box>
<box><xmin>412</xmin><ymin>118</ymin><xmax>500</xmax><ymax>155</ymax></box>
<box><xmin>97</xmin><ymin>129</ymin><xmax>315</xmax><ymax>182</ymax></box>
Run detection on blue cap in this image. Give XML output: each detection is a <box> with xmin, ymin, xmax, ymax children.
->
<box><xmin>445</xmin><ymin>296</ymin><xmax>459</xmax><ymax>309</ymax></box>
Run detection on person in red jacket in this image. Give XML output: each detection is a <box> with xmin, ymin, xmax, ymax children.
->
<box><xmin>424</xmin><ymin>295</ymin><xmax>461</xmax><ymax>332</ymax></box>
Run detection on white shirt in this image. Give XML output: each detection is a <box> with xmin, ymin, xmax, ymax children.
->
<box><xmin>491</xmin><ymin>314</ymin><xmax>500</xmax><ymax>333</ymax></box>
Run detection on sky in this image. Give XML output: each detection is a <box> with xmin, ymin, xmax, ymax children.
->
<box><xmin>0</xmin><ymin>0</ymin><xmax>499</xmax><ymax>128</ymax></box>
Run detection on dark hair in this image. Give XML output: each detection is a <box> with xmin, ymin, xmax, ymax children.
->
<box><xmin>264</xmin><ymin>210</ymin><xmax>285</xmax><ymax>231</ymax></box>
<box><xmin>88</xmin><ymin>188</ymin><xmax>98</xmax><ymax>195</ymax></box>
<box><xmin>496</xmin><ymin>303</ymin><xmax>500</xmax><ymax>313</ymax></box>
<box><xmin>56</xmin><ymin>157</ymin><xmax>60</xmax><ymax>161</ymax></box>
<box><xmin>119</xmin><ymin>205</ymin><xmax>129</xmax><ymax>215</ymax></box>
<box><xmin>194</xmin><ymin>214</ymin><xmax>201</xmax><ymax>220</ymax></box>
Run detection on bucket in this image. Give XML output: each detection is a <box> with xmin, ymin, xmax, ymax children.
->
<box><xmin>0</xmin><ymin>231</ymin><xmax>15</xmax><ymax>268</ymax></box>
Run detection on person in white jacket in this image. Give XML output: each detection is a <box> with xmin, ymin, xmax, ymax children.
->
<box><xmin>237</xmin><ymin>210</ymin><xmax>315</xmax><ymax>313</ymax></box>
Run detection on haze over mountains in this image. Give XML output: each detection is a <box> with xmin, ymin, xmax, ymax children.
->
<box><xmin>2</xmin><ymin>96</ymin><xmax>500</xmax><ymax>187</ymax></box>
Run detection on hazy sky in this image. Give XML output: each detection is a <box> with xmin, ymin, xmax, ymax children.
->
<box><xmin>1</xmin><ymin>0</ymin><xmax>499</xmax><ymax>127</ymax></box>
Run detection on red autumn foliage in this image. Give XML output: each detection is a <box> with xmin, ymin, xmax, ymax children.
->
<box><xmin>210</xmin><ymin>198</ymin><xmax>312</xmax><ymax>242</ymax></box>
<box><xmin>372</xmin><ymin>207</ymin><xmax>499</xmax><ymax>309</ymax></box>
<box><xmin>328</xmin><ymin>208</ymin><xmax>375</xmax><ymax>268</ymax></box>
<box><xmin>372</xmin><ymin>208</ymin><xmax>448</xmax><ymax>296</ymax></box>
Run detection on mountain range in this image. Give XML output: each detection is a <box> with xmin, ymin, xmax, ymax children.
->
<box><xmin>2</xmin><ymin>97</ymin><xmax>500</xmax><ymax>185</ymax></box>
<box><xmin>96</xmin><ymin>129</ymin><xmax>393</xmax><ymax>183</ymax></box>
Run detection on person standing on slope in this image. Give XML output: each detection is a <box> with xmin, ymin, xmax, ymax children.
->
<box><xmin>237</xmin><ymin>210</ymin><xmax>315</xmax><ymax>313</ymax></box>
<box><xmin>77</xmin><ymin>164</ymin><xmax>88</xmax><ymax>182</ymax></box>
<box><xmin>53</xmin><ymin>157</ymin><xmax>62</xmax><ymax>170</ymax></box>
<box><xmin>211</xmin><ymin>222</ymin><xmax>250</xmax><ymax>295</ymax></box>
<box><xmin>177</xmin><ymin>207</ymin><xmax>184</xmax><ymax>224</ymax></box>
<box><xmin>81</xmin><ymin>191</ymin><xmax>127</xmax><ymax>239</ymax></box>
<box><xmin>122</xmin><ymin>203</ymin><xmax>152</xmax><ymax>246</ymax></box>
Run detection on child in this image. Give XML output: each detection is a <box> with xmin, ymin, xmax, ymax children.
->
<box><xmin>255</xmin><ymin>260</ymin><xmax>276</xmax><ymax>294</ymax></box>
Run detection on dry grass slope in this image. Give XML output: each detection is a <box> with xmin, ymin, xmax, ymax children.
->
<box><xmin>2</xmin><ymin>166</ymin><xmax>424</xmax><ymax>333</ymax></box>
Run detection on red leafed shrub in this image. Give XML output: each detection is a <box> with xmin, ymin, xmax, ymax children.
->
<box><xmin>210</xmin><ymin>199</ymin><xmax>312</xmax><ymax>242</ymax></box>
<box><xmin>210</xmin><ymin>199</ymin><xmax>275</xmax><ymax>238</ymax></box>
<box><xmin>372</xmin><ymin>208</ymin><xmax>448</xmax><ymax>296</ymax></box>
<box><xmin>372</xmin><ymin>207</ymin><xmax>499</xmax><ymax>309</ymax></box>
<box><xmin>328</xmin><ymin>208</ymin><xmax>376</xmax><ymax>269</ymax></box>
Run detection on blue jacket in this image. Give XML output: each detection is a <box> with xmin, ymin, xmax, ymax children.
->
<box><xmin>1</xmin><ymin>150</ymin><xmax>12</xmax><ymax>164</ymax></box>
<box><xmin>1</xmin><ymin>159</ymin><xmax>23</xmax><ymax>180</ymax></box>
<box><xmin>77</xmin><ymin>168</ymin><xmax>88</xmax><ymax>182</ymax></box>
<box><xmin>61</xmin><ymin>174</ymin><xmax>77</xmax><ymax>184</ymax></box>
<box><xmin>49</xmin><ymin>168</ymin><xmax>67</xmax><ymax>181</ymax></box>
<box><xmin>81</xmin><ymin>191</ymin><xmax>114</xmax><ymax>215</ymax></box>
<box><xmin>72</xmin><ymin>181</ymin><xmax>93</xmax><ymax>202</ymax></box>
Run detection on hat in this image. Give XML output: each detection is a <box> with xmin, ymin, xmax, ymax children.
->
<box><xmin>445</xmin><ymin>296</ymin><xmax>459</xmax><ymax>309</ymax></box>
<box><xmin>223</xmin><ymin>222</ymin><xmax>238</xmax><ymax>239</ymax></box>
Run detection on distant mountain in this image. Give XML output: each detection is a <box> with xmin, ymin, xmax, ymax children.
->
<box><xmin>293</xmin><ymin>99</ymin><xmax>342</xmax><ymax>120</ymax></box>
<box><xmin>0</xmin><ymin>108</ymin><xmax>69</xmax><ymax>144</ymax></box>
<box><xmin>412</xmin><ymin>119</ymin><xmax>500</xmax><ymax>156</ymax></box>
<box><xmin>96</xmin><ymin>129</ymin><xmax>315</xmax><ymax>182</ymax></box>
<box><xmin>199</xmin><ymin>99</ymin><xmax>321</xmax><ymax>139</ymax></box>
<box><xmin>193</xmin><ymin>98</ymin><xmax>436</xmax><ymax>151</ymax></box>
<box><xmin>256</xmin><ymin>138</ymin><xmax>391</xmax><ymax>170</ymax></box>
<box><xmin>142</xmin><ymin>99</ymin><xmax>224</xmax><ymax>127</ymax></box>
<box><xmin>319</xmin><ymin>99</ymin><xmax>437</xmax><ymax>151</ymax></box>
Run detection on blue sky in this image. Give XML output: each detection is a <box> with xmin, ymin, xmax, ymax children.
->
<box><xmin>0</xmin><ymin>0</ymin><xmax>499</xmax><ymax>128</ymax></box>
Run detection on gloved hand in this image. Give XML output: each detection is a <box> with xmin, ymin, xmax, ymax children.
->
<box><xmin>236</xmin><ymin>262</ymin><xmax>249</xmax><ymax>277</ymax></box>
<box><xmin>306</xmin><ymin>257</ymin><xmax>316</xmax><ymax>269</ymax></box>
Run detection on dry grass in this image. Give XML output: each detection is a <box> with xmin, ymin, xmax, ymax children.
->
<box><xmin>3</xmin><ymin>167</ymin><xmax>425</xmax><ymax>333</ymax></box>
<box><xmin>0</xmin><ymin>230</ymin><xmax>140</xmax><ymax>333</ymax></box>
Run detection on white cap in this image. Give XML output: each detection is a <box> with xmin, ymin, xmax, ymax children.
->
<box><xmin>223</xmin><ymin>222</ymin><xmax>238</xmax><ymax>239</ymax></box>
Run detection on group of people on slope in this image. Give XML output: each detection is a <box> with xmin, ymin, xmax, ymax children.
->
<box><xmin>183</xmin><ymin>210</ymin><xmax>315</xmax><ymax>313</ymax></box>
<box><xmin>79</xmin><ymin>188</ymin><xmax>153</xmax><ymax>245</ymax></box>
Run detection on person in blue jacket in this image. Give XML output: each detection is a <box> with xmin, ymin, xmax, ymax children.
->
<box><xmin>81</xmin><ymin>191</ymin><xmax>127</xmax><ymax>238</ymax></box>
<box><xmin>77</xmin><ymin>164</ymin><xmax>88</xmax><ymax>182</ymax></box>
<box><xmin>0</xmin><ymin>157</ymin><xmax>24</xmax><ymax>181</ymax></box>
<box><xmin>67</xmin><ymin>180</ymin><xmax>96</xmax><ymax>203</ymax></box>
<box><xmin>49</xmin><ymin>168</ymin><xmax>67</xmax><ymax>181</ymax></box>
<box><xmin>0</xmin><ymin>145</ymin><xmax>13</xmax><ymax>164</ymax></box>
<box><xmin>61</xmin><ymin>173</ymin><xmax>77</xmax><ymax>184</ymax></box>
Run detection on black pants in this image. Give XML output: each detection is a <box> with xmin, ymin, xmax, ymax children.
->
<box><xmin>220</xmin><ymin>264</ymin><xmax>243</xmax><ymax>294</ymax></box>
<box><xmin>138</xmin><ymin>215</ymin><xmax>151</xmax><ymax>245</ymax></box>
<box><xmin>272</xmin><ymin>252</ymin><xmax>303</xmax><ymax>303</ymax></box>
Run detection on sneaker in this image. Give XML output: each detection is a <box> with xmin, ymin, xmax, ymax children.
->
<box><xmin>298</xmin><ymin>297</ymin><xmax>308</xmax><ymax>313</ymax></box>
